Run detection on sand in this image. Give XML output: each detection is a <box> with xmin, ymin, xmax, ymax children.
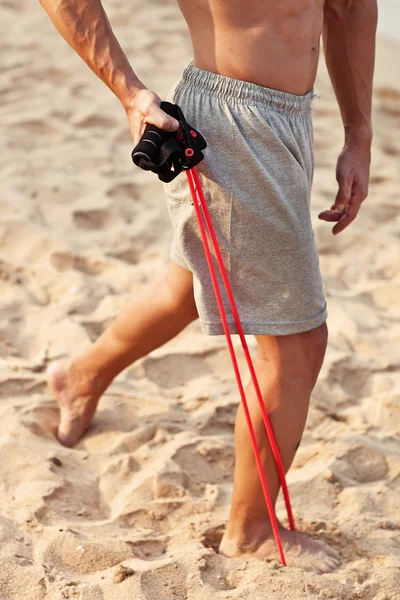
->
<box><xmin>0</xmin><ymin>0</ymin><xmax>399</xmax><ymax>598</ymax></box>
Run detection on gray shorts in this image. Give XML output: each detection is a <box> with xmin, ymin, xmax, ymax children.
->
<box><xmin>163</xmin><ymin>61</ymin><xmax>327</xmax><ymax>336</ymax></box>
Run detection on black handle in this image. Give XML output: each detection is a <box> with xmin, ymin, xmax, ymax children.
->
<box><xmin>132</xmin><ymin>122</ymin><xmax>170</xmax><ymax>169</ymax></box>
<box><xmin>131</xmin><ymin>102</ymin><xmax>207</xmax><ymax>183</ymax></box>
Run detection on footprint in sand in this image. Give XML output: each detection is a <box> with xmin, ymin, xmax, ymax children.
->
<box><xmin>43</xmin><ymin>531</ymin><xmax>133</xmax><ymax>575</ymax></box>
<box><xmin>330</xmin><ymin>443</ymin><xmax>389</xmax><ymax>485</ymax></box>
<box><xmin>127</xmin><ymin>538</ymin><xmax>167</xmax><ymax>560</ymax></box>
<box><xmin>173</xmin><ymin>440</ymin><xmax>234</xmax><ymax>485</ymax></box>
<box><xmin>20</xmin><ymin>403</ymin><xmax>59</xmax><ymax>440</ymax></box>
<box><xmin>345</xmin><ymin>445</ymin><xmax>389</xmax><ymax>483</ymax></box>
<box><xmin>73</xmin><ymin>208</ymin><xmax>110</xmax><ymax>230</ymax></box>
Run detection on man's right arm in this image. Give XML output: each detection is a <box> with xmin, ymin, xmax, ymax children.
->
<box><xmin>39</xmin><ymin>0</ymin><xmax>179</xmax><ymax>141</ymax></box>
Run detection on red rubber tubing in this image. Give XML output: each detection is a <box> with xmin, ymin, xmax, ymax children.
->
<box><xmin>190</xmin><ymin>167</ymin><xmax>295</xmax><ymax>532</ymax></box>
<box><xmin>186</xmin><ymin>169</ymin><xmax>287</xmax><ymax>566</ymax></box>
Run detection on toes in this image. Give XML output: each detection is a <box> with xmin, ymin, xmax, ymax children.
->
<box><xmin>57</xmin><ymin>431</ymin><xmax>76</xmax><ymax>448</ymax></box>
<box><xmin>325</xmin><ymin>556</ymin><xmax>341</xmax><ymax>571</ymax></box>
<box><xmin>57</xmin><ymin>414</ymin><xmax>82</xmax><ymax>448</ymax></box>
<box><xmin>314</xmin><ymin>539</ymin><xmax>341</xmax><ymax>561</ymax></box>
<box><xmin>57</xmin><ymin>425</ymin><xmax>77</xmax><ymax>448</ymax></box>
<box><xmin>317</xmin><ymin>556</ymin><xmax>339</xmax><ymax>574</ymax></box>
<box><xmin>319</xmin><ymin>541</ymin><xmax>341</xmax><ymax>561</ymax></box>
<box><xmin>326</xmin><ymin>546</ymin><xmax>341</xmax><ymax>561</ymax></box>
<box><xmin>316</xmin><ymin>561</ymin><xmax>331</xmax><ymax>574</ymax></box>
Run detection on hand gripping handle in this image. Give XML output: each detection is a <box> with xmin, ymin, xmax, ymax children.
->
<box><xmin>131</xmin><ymin>102</ymin><xmax>207</xmax><ymax>182</ymax></box>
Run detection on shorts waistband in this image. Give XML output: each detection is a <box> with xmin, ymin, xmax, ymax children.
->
<box><xmin>179</xmin><ymin>60</ymin><xmax>314</xmax><ymax>116</ymax></box>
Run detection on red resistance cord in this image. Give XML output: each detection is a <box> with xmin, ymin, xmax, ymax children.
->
<box><xmin>185</xmin><ymin>165</ymin><xmax>296</xmax><ymax>566</ymax></box>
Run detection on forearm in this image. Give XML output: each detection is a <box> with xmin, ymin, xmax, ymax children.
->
<box><xmin>39</xmin><ymin>0</ymin><xmax>144</xmax><ymax>108</ymax></box>
<box><xmin>323</xmin><ymin>0</ymin><xmax>378</xmax><ymax>146</ymax></box>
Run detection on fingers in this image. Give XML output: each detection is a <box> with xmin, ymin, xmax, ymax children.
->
<box><xmin>128</xmin><ymin>88</ymin><xmax>180</xmax><ymax>146</ymax></box>
<box><xmin>319</xmin><ymin>181</ymin><xmax>363</xmax><ymax>235</ymax></box>
<box><xmin>145</xmin><ymin>103</ymin><xmax>179</xmax><ymax>132</ymax></box>
<box><xmin>332</xmin><ymin>201</ymin><xmax>360</xmax><ymax>235</ymax></box>
<box><xmin>334</xmin><ymin>168</ymin><xmax>353</xmax><ymax>211</ymax></box>
<box><xmin>138</xmin><ymin>90</ymin><xmax>179</xmax><ymax>131</ymax></box>
<box><xmin>318</xmin><ymin>208</ymin><xmax>344</xmax><ymax>223</ymax></box>
<box><xmin>319</xmin><ymin>145</ymin><xmax>370</xmax><ymax>234</ymax></box>
<box><xmin>333</xmin><ymin>175</ymin><xmax>366</xmax><ymax>234</ymax></box>
<box><xmin>318</xmin><ymin>173</ymin><xmax>353</xmax><ymax>223</ymax></box>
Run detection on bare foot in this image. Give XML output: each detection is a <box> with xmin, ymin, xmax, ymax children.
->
<box><xmin>47</xmin><ymin>360</ymin><xmax>104</xmax><ymax>447</ymax></box>
<box><xmin>219</xmin><ymin>525</ymin><xmax>341</xmax><ymax>573</ymax></box>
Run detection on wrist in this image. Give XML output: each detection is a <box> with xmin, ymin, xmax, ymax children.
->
<box><xmin>344</xmin><ymin>124</ymin><xmax>373</xmax><ymax>149</ymax></box>
<box><xmin>116</xmin><ymin>75</ymin><xmax>146</xmax><ymax>112</ymax></box>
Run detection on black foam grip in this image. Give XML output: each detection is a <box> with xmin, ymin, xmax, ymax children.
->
<box><xmin>132</xmin><ymin>124</ymin><xmax>169</xmax><ymax>168</ymax></box>
<box><xmin>131</xmin><ymin>102</ymin><xmax>207</xmax><ymax>182</ymax></box>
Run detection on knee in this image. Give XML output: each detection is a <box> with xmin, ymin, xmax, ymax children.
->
<box><xmin>305</xmin><ymin>322</ymin><xmax>328</xmax><ymax>357</ymax></box>
<box><xmin>162</xmin><ymin>273</ymin><xmax>198</xmax><ymax>323</ymax></box>
<box><xmin>256</xmin><ymin>322</ymin><xmax>328</xmax><ymax>388</ymax></box>
<box><xmin>293</xmin><ymin>323</ymin><xmax>328</xmax><ymax>389</ymax></box>
<box><xmin>303</xmin><ymin>322</ymin><xmax>328</xmax><ymax>380</ymax></box>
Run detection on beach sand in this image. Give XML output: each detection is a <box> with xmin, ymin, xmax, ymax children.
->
<box><xmin>0</xmin><ymin>0</ymin><xmax>399</xmax><ymax>598</ymax></box>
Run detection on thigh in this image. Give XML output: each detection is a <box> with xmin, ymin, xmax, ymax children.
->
<box><xmin>165</xmin><ymin>261</ymin><xmax>198</xmax><ymax>318</ymax></box>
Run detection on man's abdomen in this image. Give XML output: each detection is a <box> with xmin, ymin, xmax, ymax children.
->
<box><xmin>177</xmin><ymin>0</ymin><xmax>325</xmax><ymax>95</ymax></box>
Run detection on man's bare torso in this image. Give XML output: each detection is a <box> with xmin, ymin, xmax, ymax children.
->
<box><xmin>177</xmin><ymin>0</ymin><xmax>325</xmax><ymax>95</ymax></box>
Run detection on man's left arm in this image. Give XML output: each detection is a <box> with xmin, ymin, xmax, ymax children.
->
<box><xmin>320</xmin><ymin>0</ymin><xmax>378</xmax><ymax>234</ymax></box>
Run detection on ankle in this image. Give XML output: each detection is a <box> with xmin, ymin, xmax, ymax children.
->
<box><xmin>67</xmin><ymin>357</ymin><xmax>108</xmax><ymax>398</ymax></box>
<box><xmin>223</xmin><ymin>517</ymin><xmax>275</xmax><ymax>553</ymax></box>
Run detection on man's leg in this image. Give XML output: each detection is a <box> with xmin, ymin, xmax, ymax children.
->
<box><xmin>48</xmin><ymin>262</ymin><xmax>198</xmax><ymax>447</ymax></box>
<box><xmin>220</xmin><ymin>323</ymin><xmax>340</xmax><ymax>572</ymax></box>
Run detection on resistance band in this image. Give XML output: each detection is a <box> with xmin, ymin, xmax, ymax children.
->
<box><xmin>132</xmin><ymin>103</ymin><xmax>296</xmax><ymax>565</ymax></box>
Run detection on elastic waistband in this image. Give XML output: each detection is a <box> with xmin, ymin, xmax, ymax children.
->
<box><xmin>179</xmin><ymin>60</ymin><xmax>314</xmax><ymax>116</ymax></box>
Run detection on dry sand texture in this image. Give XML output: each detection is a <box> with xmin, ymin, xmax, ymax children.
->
<box><xmin>0</xmin><ymin>0</ymin><xmax>399</xmax><ymax>598</ymax></box>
